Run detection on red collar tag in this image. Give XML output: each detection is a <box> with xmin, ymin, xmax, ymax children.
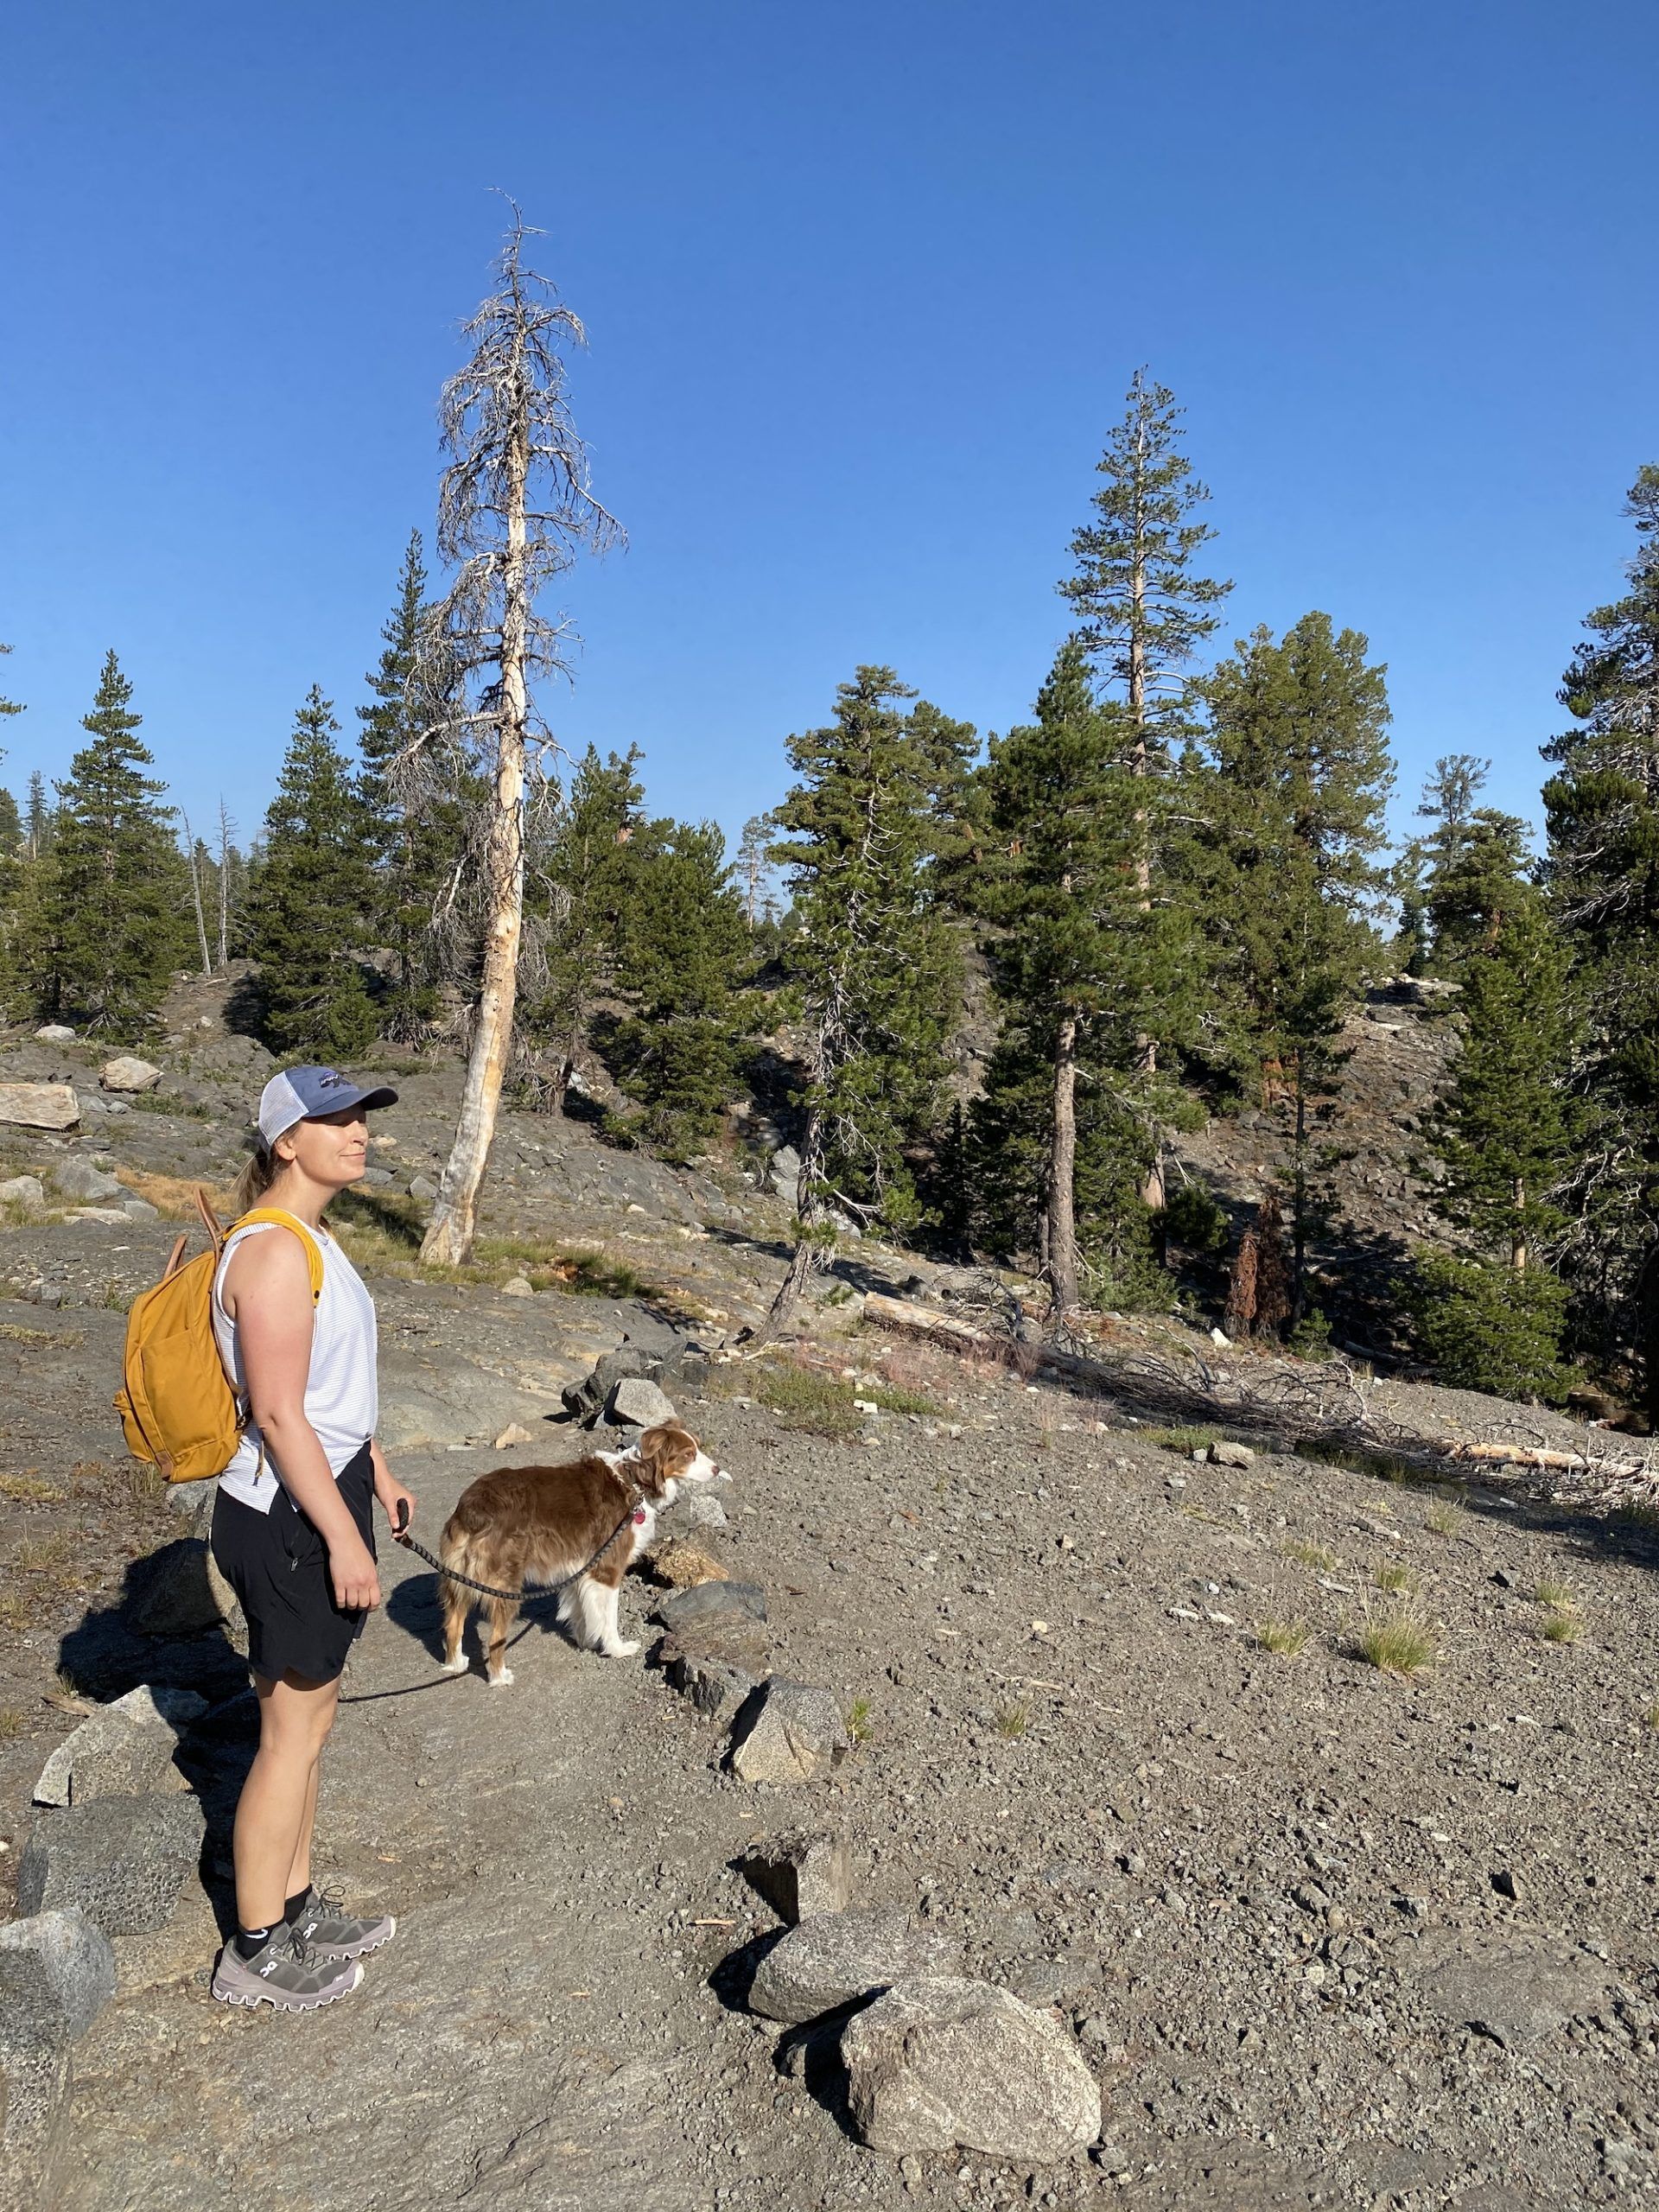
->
<box><xmin>631</xmin><ymin>1505</ymin><xmax>648</xmax><ymax>1526</ymax></box>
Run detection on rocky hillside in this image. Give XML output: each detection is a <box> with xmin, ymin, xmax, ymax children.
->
<box><xmin>9</xmin><ymin>972</ymin><xmax>1659</xmax><ymax>2211</ymax></box>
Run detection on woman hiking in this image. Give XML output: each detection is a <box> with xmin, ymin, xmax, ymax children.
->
<box><xmin>207</xmin><ymin>1065</ymin><xmax>416</xmax><ymax>2011</ymax></box>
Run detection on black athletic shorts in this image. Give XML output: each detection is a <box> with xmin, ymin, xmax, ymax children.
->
<box><xmin>210</xmin><ymin>1442</ymin><xmax>377</xmax><ymax>1685</ymax></box>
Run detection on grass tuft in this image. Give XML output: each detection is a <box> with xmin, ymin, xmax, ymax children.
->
<box><xmin>994</xmin><ymin>1700</ymin><xmax>1029</xmax><ymax>1737</ymax></box>
<box><xmin>0</xmin><ymin>1708</ymin><xmax>25</xmax><ymax>1744</ymax></box>
<box><xmin>845</xmin><ymin>1696</ymin><xmax>874</xmax><ymax>1744</ymax></box>
<box><xmin>1373</xmin><ymin>1561</ymin><xmax>1417</xmax><ymax>1595</ymax></box>
<box><xmin>1142</xmin><ymin>1425</ymin><xmax>1220</xmax><ymax>1457</ymax></box>
<box><xmin>1283</xmin><ymin>1538</ymin><xmax>1340</xmax><ymax>1573</ymax></box>
<box><xmin>1533</xmin><ymin>1575</ymin><xmax>1577</xmax><ymax>1611</ymax></box>
<box><xmin>1255</xmin><ymin>1618</ymin><xmax>1311</xmax><ymax>1656</ymax></box>
<box><xmin>1540</xmin><ymin>1606</ymin><xmax>1582</xmax><ymax>1644</ymax></box>
<box><xmin>1424</xmin><ymin>1491</ymin><xmax>1468</xmax><ymax>1538</ymax></box>
<box><xmin>1355</xmin><ymin>1602</ymin><xmax>1437</xmax><ymax>1677</ymax></box>
<box><xmin>0</xmin><ymin>1471</ymin><xmax>55</xmax><ymax>1503</ymax></box>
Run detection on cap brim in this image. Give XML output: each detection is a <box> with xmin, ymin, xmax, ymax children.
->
<box><xmin>306</xmin><ymin>1083</ymin><xmax>398</xmax><ymax>1119</ymax></box>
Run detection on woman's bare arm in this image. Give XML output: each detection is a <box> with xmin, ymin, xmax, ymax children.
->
<box><xmin>222</xmin><ymin>1231</ymin><xmax>380</xmax><ymax>1611</ymax></box>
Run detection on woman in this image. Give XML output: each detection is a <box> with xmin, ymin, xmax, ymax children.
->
<box><xmin>207</xmin><ymin>1064</ymin><xmax>417</xmax><ymax>2012</ymax></box>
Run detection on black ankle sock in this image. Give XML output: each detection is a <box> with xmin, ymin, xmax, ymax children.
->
<box><xmin>233</xmin><ymin>1924</ymin><xmax>275</xmax><ymax>1961</ymax></box>
<box><xmin>284</xmin><ymin>1887</ymin><xmax>313</xmax><ymax>1924</ymax></box>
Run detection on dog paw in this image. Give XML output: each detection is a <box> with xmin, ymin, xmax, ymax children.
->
<box><xmin>486</xmin><ymin>1667</ymin><xmax>515</xmax><ymax>1688</ymax></box>
<box><xmin>605</xmin><ymin>1639</ymin><xmax>640</xmax><ymax>1659</ymax></box>
<box><xmin>438</xmin><ymin>1654</ymin><xmax>468</xmax><ymax>1675</ymax></box>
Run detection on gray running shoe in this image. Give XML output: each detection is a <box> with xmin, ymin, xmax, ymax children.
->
<box><xmin>288</xmin><ymin>1883</ymin><xmax>397</xmax><ymax>1961</ymax></box>
<box><xmin>211</xmin><ymin>1925</ymin><xmax>364</xmax><ymax>2011</ymax></box>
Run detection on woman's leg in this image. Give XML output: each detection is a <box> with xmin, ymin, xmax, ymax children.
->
<box><xmin>233</xmin><ymin>1669</ymin><xmax>340</xmax><ymax>1935</ymax></box>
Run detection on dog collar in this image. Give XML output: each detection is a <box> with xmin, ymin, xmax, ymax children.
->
<box><xmin>631</xmin><ymin>1505</ymin><xmax>648</xmax><ymax>1527</ymax></box>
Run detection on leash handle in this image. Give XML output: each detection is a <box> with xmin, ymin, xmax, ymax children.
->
<box><xmin>393</xmin><ymin>1497</ymin><xmax>411</xmax><ymax>1540</ymax></box>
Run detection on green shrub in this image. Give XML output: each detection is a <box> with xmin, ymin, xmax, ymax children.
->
<box><xmin>1407</xmin><ymin>1249</ymin><xmax>1573</xmax><ymax>1403</ymax></box>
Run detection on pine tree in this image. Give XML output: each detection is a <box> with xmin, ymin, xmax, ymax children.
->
<box><xmin>1058</xmin><ymin>372</ymin><xmax>1230</xmax><ymax>1208</ymax></box>
<box><xmin>604</xmin><ymin>819</ymin><xmax>752</xmax><ymax>1160</ymax></box>
<box><xmin>972</xmin><ymin>639</ymin><xmax>1185</xmax><ymax>1310</ymax></box>
<box><xmin>0</xmin><ymin>642</ymin><xmax>22</xmax><ymax>724</ymax></box>
<box><xmin>357</xmin><ymin>531</ymin><xmax>472</xmax><ymax>1038</ymax></box>
<box><xmin>244</xmin><ymin>686</ymin><xmax>376</xmax><ymax>1058</ymax></box>
<box><xmin>24</xmin><ymin>772</ymin><xmax>50</xmax><ymax>860</ymax></box>
<box><xmin>1541</xmin><ymin>464</ymin><xmax>1659</xmax><ymax>1415</ymax></box>
<box><xmin>44</xmin><ymin>652</ymin><xmax>190</xmax><ymax>1034</ymax></box>
<box><xmin>1411</xmin><ymin>881</ymin><xmax>1575</xmax><ymax>1401</ymax></box>
<box><xmin>1194</xmin><ymin>613</ymin><xmax>1394</xmax><ymax>1326</ymax></box>
<box><xmin>1396</xmin><ymin>755</ymin><xmax>1531</xmax><ymax>978</ymax></box>
<box><xmin>523</xmin><ymin>744</ymin><xmax>645</xmax><ymax>1101</ymax></box>
<box><xmin>766</xmin><ymin>667</ymin><xmax>969</xmax><ymax>1332</ymax></box>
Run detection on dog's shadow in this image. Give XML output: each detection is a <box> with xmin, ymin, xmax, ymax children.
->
<box><xmin>385</xmin><ymin>1571</ymin><xmax>591</xmax><ymax>1675</ymax></box>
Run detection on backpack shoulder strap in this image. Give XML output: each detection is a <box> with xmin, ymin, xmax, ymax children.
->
<box><xmin>228</xmin><ymin>1209</ymin><xmax>326</xmax><ymax>1306</ymax></box>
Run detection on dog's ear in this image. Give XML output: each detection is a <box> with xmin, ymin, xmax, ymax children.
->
<box><xmin>637</xmin><ymin>1422</ymin><xmax>696</xmax><ymax>1491</ymax></box>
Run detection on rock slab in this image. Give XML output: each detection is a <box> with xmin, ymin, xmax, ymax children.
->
<box><xmin>50</xmin><ymin>1156</ymin><xmax>124</xmax><ymax>1202</ymax></box>
<box><xmin>840</xmin><ymin>1976</ymin><xmax>1103</xmax><ymax>2159</ymax></box>
<box><xmin>609</xmin><ymin>1376</ymin><xmax>678</xmax><ymax>1428</ymax></box>
<box><xmin>0</xmin><ymin>1173</ymin><xmax>46</xmax><ymax>1213</ymax></box>
<box><xmin>656</xmin><ymin>1580</ymin><xmax>767</xmax><ymax>1634</ymax></box>
<box><xmin>34</xmin><ymin>1684</ymin><xmax>207</xmax><ymax>1808</ymax></box>
<box><xmin>16</xmin><ymin>1791</ymin><xmax>205</xmax><ymax>1935</ymax></box>
<box><xmin>0</xmin><ymin>1083</ymin><xmax>79</xmax><ymax>1132</ymax></box>
<box><xmin>747</xmin><ymin>1906</ymin><xmax>954</xmax><ymax>2024</ymax></box>
<box><xmin>125</xmin><ymin>1534</ymin><xmax>243</xmax><ymax>1639</ymax></box>
<box><xmin>728</xmin><ymin>1675</ymin><xmax>845</xmax><ymax>1785</ymax></box>
<box><xmin>0</xmin><ymin>1908</ymin><xmax>118</xmax><ymax>2049</ymax></box>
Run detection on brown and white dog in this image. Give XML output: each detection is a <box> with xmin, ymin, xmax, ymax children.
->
<box><xmin>436</xmin><ymin>1421</ymin><xmax>721</xmax><ymax>1686</ymax></box>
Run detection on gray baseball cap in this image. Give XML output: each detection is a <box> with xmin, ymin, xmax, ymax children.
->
<box><xmin>257</xmin><ymin>1065</ymin><xmax>399</xmax><ymax>1147</ymax></box>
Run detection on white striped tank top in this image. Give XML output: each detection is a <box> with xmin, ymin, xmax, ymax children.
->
<box><xmin>211</xmin><ymin>1217</ymin><xmax>379</xmax><ymax>1513</ymax></box>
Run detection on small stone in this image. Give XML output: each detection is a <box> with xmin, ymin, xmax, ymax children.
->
<box><xmin>648</xmin><ymin>1536</ymin><xmax>730</xmax><ymax>1590</ymax></box>
<box><xmin>608</xmin><ymin>1376</ymin><xmax>677</xmax><ymax>1428</ymax></box>
<box><xmin>0</xmin><ymin>1174</ymin><xmax>47</xmax><ymax>1214</ymax></box>
<box><xmin>493</xmin><ymin>1422</ymin><xmax>533</xmax><ymax>1449</ymax></box>
<box><xmin>501</xmin><ymin>1275</ymin><xmax>535</xmax><ymax>1298</ymax></box>
<box><xmin>683</xmin><ymin>1491</ymin><xmax>729</xmax><ymax>1531</ymax></box>
<box><xmin>1491</xmin><ymin>1867</ymin><xmax>1522</xmax><ymax>1902</ymax></box>
<box><xmin>728</xmin><ymin>1676</ymin><xmax>847</xmax><ymax>1786</ymax></box>
<box><xmin>739</xmin><ymin>1834</ymin><xmax>852</xmax><ymax>1924</ymax></box>
<box><xmin>33</xmin><ymin>1025</ymin><xmax>76</xmax><ymax>1044</ymax></box>
<box><xmin>1210</xmin><ymin>1440</ymin><xmax>1255</xmax><ymax>1468</ymax></box>
<box><xmin>839</xmin><ymin>1976</ymin><xmax>1102</xmax><ymax>2159</ymax></box>
<box><xmin>99</xmin><ymin>1056</ymin><xmax>162</xmax><ymax>1093</ymax></box>
<box><xmin>664</xmin><ymin>1653</ymin><xmax>758</xmax><ymax>1724</ymax></box>
<box><xmin>1209</xmin><ymin>1325</ymin><xmax>1232</xmax><ymax>1347</ymax></box>
<box><xmin>747</xmin><ymin>1907</ymin><xmax>953</xmax><ymax>2024</ymax></box>
<box><xmin>0</xmin><ymin>1083</ymin><xmax>80</xmax><ymax>1132</ymax></box>
<box><xmin>655</xmin><ymin>1580</ymin><xmax>766</xmax><ymax>1634</ymax></box>
<box><xmin>123</xmin><ymin>1196</ymin><xmax>161</xmax><ymax>1220</ymax></box>
<box><xmin>408</xmin><ymin>1174</ymin><xmax>439</xmax><ymax>1201</ymax></box>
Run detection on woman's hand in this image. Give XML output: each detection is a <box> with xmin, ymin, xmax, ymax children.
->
<box><xmin>328</xmin><ymin>1531</ymin><xmax>382</xmax><ymax>1613</ymax></box>
<box><xmin>371</xmin><ymin>1447</ymin><xmax>415</xmax><ymax>1539</ymax></box>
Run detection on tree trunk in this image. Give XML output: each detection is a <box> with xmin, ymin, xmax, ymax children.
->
<box><xmin>216</xmin><ymin>812</ymin><xmax>231</xmax><ymax>970</ymax></box>
<box><xmin>422</xmin><ymin>405</ymin><xmax>530</xmax><ymax>1267</ymax></box>
<box><xmin>762</xmin><ymin>1105</ymin><xmax>824</xmax><ymax>1338</ymax></box>
<box><xmin>180</xmin><ymin>813</ymin><xmax>212</xmax><ymax>978</ymax></box>
<box><xmin>1510</xmin><ymin>1177</ymin><xmax>1528</xmax><ymax>1273</ymax></box>
<box><xmin>1045</xmin><ymin>1014</ymin><xmax>1080</xmax><ymax>1314</ymax></box>
<box><xmin>1289</xmin><ymin>1073</ymin><xmax>1309</xmax><ymax>1326</ymax></box>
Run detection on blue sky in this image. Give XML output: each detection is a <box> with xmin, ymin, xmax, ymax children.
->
<box><xmin>2</xmin><ymin>1</ymin><xmax>1655</xmax><ymax>860</ymax></box>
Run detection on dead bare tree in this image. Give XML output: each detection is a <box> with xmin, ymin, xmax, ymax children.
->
<box><xmin>402</xmin><ymin>209</ymin><xmax>622</xmax><ymax>1266</ymax></box>
<box><xmin>215</xmin><ymin>800</ymin><xmax>236</xmax><ymax>969</ymax></box>
<box><xmin>176</xmin><ymin>809</ymin><xmax>213</xmax><ymax>978</ymax></box>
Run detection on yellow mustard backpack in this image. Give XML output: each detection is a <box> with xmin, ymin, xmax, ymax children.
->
<box><xmin>114</xmin><ymin>1191</ymin><xmax>324</xmax><ymax>1484</ymax></box>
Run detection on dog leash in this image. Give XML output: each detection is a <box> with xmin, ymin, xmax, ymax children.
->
<box><xmin>390</xmin><ymin>1495</ymin><xmax>645</xmax><ymax>1604</ymax></box>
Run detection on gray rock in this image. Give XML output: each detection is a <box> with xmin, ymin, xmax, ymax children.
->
<box><xmin>765</xmin><ymin>1145</ymin><xmax>802</xmax><ymax>1196</ymax></box>
<box><xmin>728</xmin><ymin>1675</ymin><xmax>845</xmax><ymax>1785</ymax></box>
<box><xmin>33</xmin><ymin>1025</ymin><xmax>76</xmax><ymax>1044</ymax></box>
<box><xmin>34</xmin><ymin>1685</ymin><xmax>207</xmax><ymax>1808</ymax></box>
<box><xmin>0</xmin><ymin>1909</ymin><xmax>118</xmax><ymax>2048</ymax></box>
<box><xmin>839</xmin><ymin>1976</ymin><xmax>1103</xmax><ymax>2159</ymax></box>
<box><xmin>122</xmin><ymin>1196</ymin><xmax>161</xmax><ymax>1220</ymax></box>
<box><xmin>740</xmin><ymin>1834</ymin><xmax>851</xmax><ymax>1924</ymax></box>
<box><xmin>99</xmin><ymin>1055</ymin><xmax>162</xmax><ymax>1093</ymax></box>
<box><xmin>656</xmin><ymin>1579</ymin><xmax>766</xmax><ymax>1634</ymax></box>
<box><xmin>360</xmin><ymin>1166</ymin><xmax>393</xmax><ymax>1186</ymax></box>
<box><xmin>665</xmin><ymin>1653</ymin><xmax>759</xmax><ymax>1725</ymax></box>
<box><xmin>683</xmin><ymin>1491</ymin><xmax>729</xmax><ymax>1531</ymax></box>
<box><xmin>16</xmin><ymin>1792</ymin><xmax>205</xmax><ymax>1935</ymax></box>
<box><xmin>608</xmin><ymin>1376</ymin><xmax>677</xmax><ymax>1427</ymax></box>
<box><xmin>501</xmin><ymin>1274</ymin><xmax>536</xmax><ymax>1298</ymax></box>
<box><xmin>747</xmin><ymin>1907</ymin><xmax>955</xmax><ymax>2024</ymax></box>
<box><xmin>125</xmin><ymin>1535</ymin><xmax>243</xmax><ymax>1639</ymax></box>
<box><xmin>408</xmin><ymin>1174</ymin><xmax>439</xmax><ymax>1201</ymax></box>
<box><xmin>1209</xmin><ymin>1440</ymin><xmax>1255</xmax><ymax>1468</ymax></box>
<box><xmin>50</xmin><ymin>1157</ymin><xmax>124</xmax><ymax>1203</ymax></box>
<box><xmin>0</xmin><ymin>1083</ymin><xmax>80</xmax><ymax>1132</ymax></box>
<box><xmin>0</xmin><ymin>2041</ymin><xmax>69</xmax><ymax>2207</ymax></box>
<box><xmin>0</xmin><ymin>1174</ymin><xmax>46</xmax><ymax>1213</ymax></box>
